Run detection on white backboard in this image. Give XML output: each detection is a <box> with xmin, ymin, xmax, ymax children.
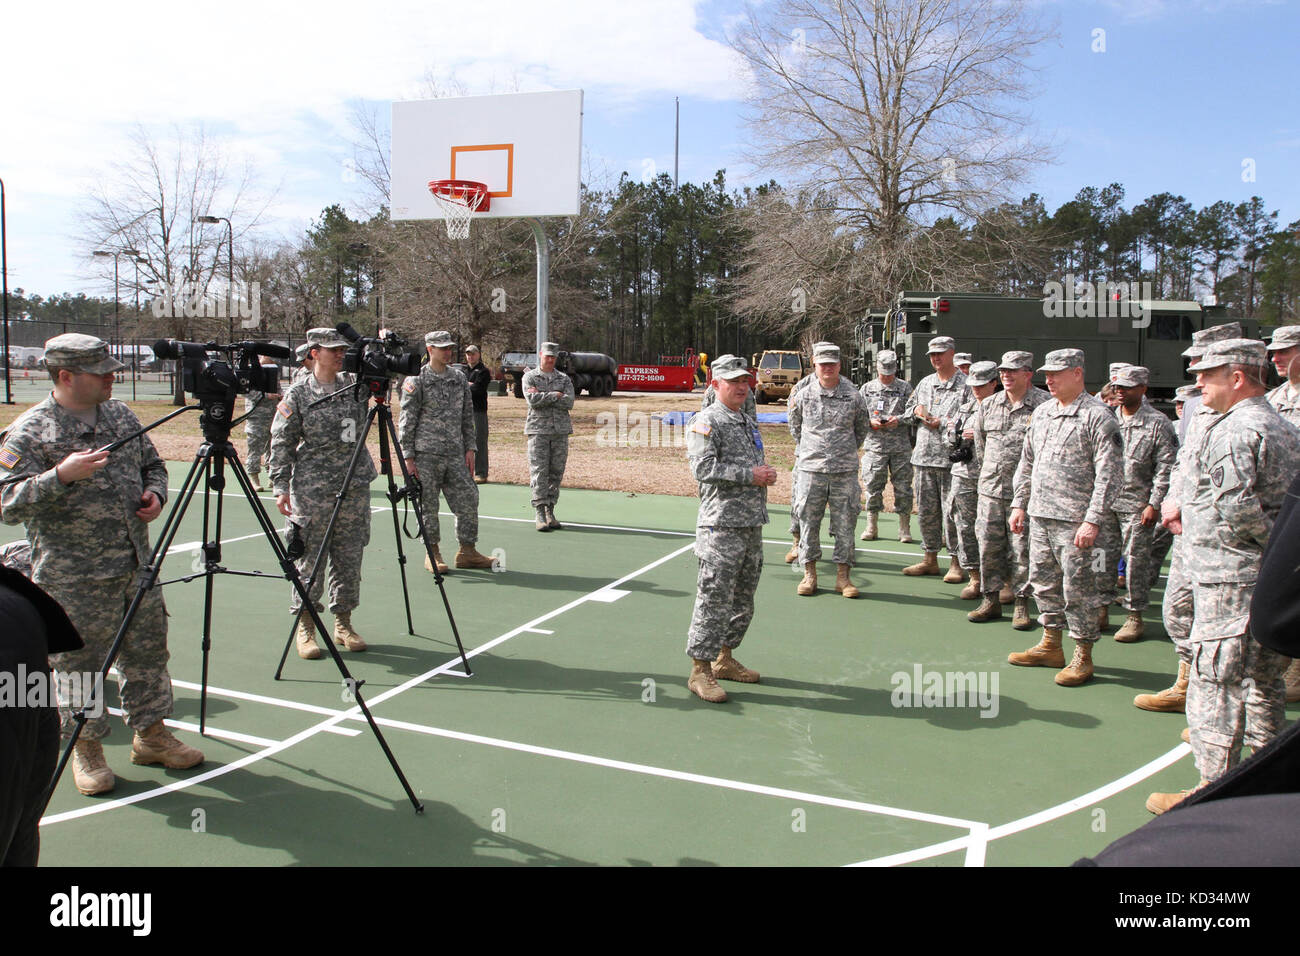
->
<box><xmin>390</xmin><ymin>90</ymin><xmax>584</xmax><ymax>221</ymax></box>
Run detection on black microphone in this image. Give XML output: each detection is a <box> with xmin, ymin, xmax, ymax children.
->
<box><xmin>234</xmin><ymin>341</ymin><xmax>292</xmax><ymax>360</ymax></box>
<box><xmin>335</xmin><ymin>322</ymin><xmax>362</xmax><ymax>343</ymax></box>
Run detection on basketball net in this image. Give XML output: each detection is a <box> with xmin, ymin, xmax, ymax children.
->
<box><xmin>427</xmin><ymin>180</ymin><xmax>489</xmax><ymax>240</ymax></box>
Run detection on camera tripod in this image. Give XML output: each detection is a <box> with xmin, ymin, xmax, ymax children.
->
<box><xmin>273</xmin><ymin>374</ymin><xmax>472</xmax><ymax>681</ymax></box>
<box><xmin>46</xmin><ymin>398</ymin><xmax>425</xmax><ymax>813</ymax></box>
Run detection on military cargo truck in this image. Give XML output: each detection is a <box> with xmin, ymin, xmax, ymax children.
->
<box><xmin>751</xmin><ymin>349</ymin><xmax>806</xmax><ymax>403</ymax></box>
<box><xmin>852</xmin><ymin>291</ymin><xmax>1258</xmax><ymax>405</ymax></box>
<box><xmin>500</xmin><ymin>349</ymin><xmax>618</xmax><ymax>398</ymax></box>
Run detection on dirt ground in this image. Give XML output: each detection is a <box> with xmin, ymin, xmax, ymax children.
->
<box><xmin>1</xmin><ymin>387</ymin><xmax>900</xmax><ymax>511</ymax></box>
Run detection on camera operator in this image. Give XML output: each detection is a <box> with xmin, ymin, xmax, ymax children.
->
<box><xmin>0</xmin><ymin>333</ymin><xmax>203</xmax><ymax>797</ymax></box>
<box><xmin>398</xmin><ymin>331</ymin><xmax>495</xmax><ymax>573</ymax></box>
<box><xmin>271</xmin><ymin>328</ymin><xmax>376</xmax><ymax>659</ymax></box>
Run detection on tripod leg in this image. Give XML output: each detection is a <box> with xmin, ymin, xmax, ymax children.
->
<box><xmin>377</xmin><ymin>406</ymin><xmax>415</xmax><ymax>634</ymax></box>
<box><xmin>199</xmin><ymin>454</ymin><xmax>222</xmax><ymax>734</ymax></box>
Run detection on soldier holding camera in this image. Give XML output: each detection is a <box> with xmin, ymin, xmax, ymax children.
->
<box><xmin>946</xmin><ymin>361</ymin><xmax>999</xmax><ymax>600</ymax></box>
<box><xmin>398</xmin><ymin>331</ymin><xmax>495</xmax><ymax>573</ymax></box>
<box><xmin>271</xmin><ymin>328</ymin><xmax>375</xmax><ymax>659</ymax></box>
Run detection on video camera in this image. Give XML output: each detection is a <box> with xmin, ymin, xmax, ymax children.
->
<box><xmin>336</xmin><ymin>322</ymin><xmax>422</xmax><ymax>386</ymax></box>
<box><xmin>153</xmin><ymin>339</ymin><xmax>290</xmax><ymax>440</ymax></box>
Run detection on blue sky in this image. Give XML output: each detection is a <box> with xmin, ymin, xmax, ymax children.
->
<box><xmin>1</xmin><ymin>0</ymin><xmax>1295</xmax><ymax>299</ymax></box>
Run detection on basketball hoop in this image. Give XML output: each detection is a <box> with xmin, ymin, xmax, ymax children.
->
<box><xmin>427</xmin><ymin>179</ymin><xmax>490</xmax><ymax>240</ymax></box>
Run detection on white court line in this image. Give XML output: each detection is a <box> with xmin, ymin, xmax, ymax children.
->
<box><xmin>41</xmin><ymin>540</ymin><xmax>698</xmax><ymax>826</ymax></box>
<box><xmin>105</xmin><ymin>707</ymin><xmax>279</xmax><ymax>748</ymax></box>
<box><xmin>524</xmin><ymin>628</ymin><xmax>554</xmax><ymax>635</ymax></box>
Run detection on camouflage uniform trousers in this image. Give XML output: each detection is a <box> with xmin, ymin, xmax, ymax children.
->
<box><xmin>1186</xmin><ymin>582</ymin><xmax>1290</xmax><ymax>781</ymax></box>
<box><xmin>1161</xmin><ymin>541</ymin><xmax>1193</xmax><ymax>663</ymax></box>
<box><xmin>1148</xmin><ymin>524</ymin><xmax>1173</xmax><ymax>590</ymax></box>
<box><xmin>913</xmin><ymin>465</ymin><xmax>955</xmax><ymax>554</ymax></box>
<box><xmin>796</xmin><ymin>471</ymin><xmax>861</xmax><ymax>565</ymax></box>
<box><xmin>527</xmin><ymin>434</ymin><xmax>569</xmax><ymax>509</ymax></box>
<box><xmin>244</xmin><ymin>410</ymin><xmax>275</xmax><ymax>477</ymax></box>
<box><xmin>414</xmin><ymin>452</ymin><xmax>480</xmax><ymax>547</ymax></box>
<box><xmin>1093</xmin><ymin>511</ymin><xmax>1121</xmax><ymax>607</ymax></box>
<box><xmin>686</xmin><ymin>526</ymin><xmax>763</xmax><ymax>660</ymax></box>
<box><xmin>43</xmin><ymin>571</ymin><xmax>172</xmax><ymax>741</ymax></box>
<box><xmin>976</xmin><ymin>496</ymin><xmax>1030</xmax><ymax>597</ymax></box>
<box><xmin>946</xmin><ymin>473</ymin><xmax>980</xmax><ymax>570</ymax></box>
<box><xmin>290</xmin><ymin>490</ymin><xmax>371</xmax><ymax>615</ymax></box>
<box><xmin>860</xmin><ymin>446</ymin><xmax>913</xmax><ymax>514</ymax></box>
<box><xmin>1116</xmin><ymin>512</ymin><xmax>1158</xmax><ymax>612</ymax></box>
<box><xmin>787</xmin><ymin>462</ymin><xmax>802</xmax><ymax>536</ymax></box>
<box><xmin>1028</xmin><ymin>517</ymin><xmax>1104</xmax><ymax>642</ymax></box>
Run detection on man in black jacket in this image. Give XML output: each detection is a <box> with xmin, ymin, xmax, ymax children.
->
<box><xmin>465</xmin><ymin>345</ymin><xmax>491</xmax><ymax>484</ymax></box>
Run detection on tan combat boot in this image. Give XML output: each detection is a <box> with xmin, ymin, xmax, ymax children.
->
<box><xmin>1134</xmin><ymin>660</ymin><xmax>1189</xmax><ymax>713</ymax></box>
<box><xmin>1008</xmin><ymin>627</ymin><xmax>1066</xmax><ymax>668</ymax></box>
<box><xmin>333</xmin><ymin>612</ymin><xmax>368</xmax><ymax>651</ymax></box>
<box><xmin>687</xmin><ymin>659</ymin><xmax>728</xmax><ymax>703</ymax></box>
<box><xmin>1055</xmin><ymin>642</ymin><xmax>1095</xmax><ymax>686</ymax></box>
<box><xmin>797</xmin><ymin>562</ymin><xmax>818</xmax><ymax>596</ymax></box>
<box><xmin>424</xmin><ymin>548</ymin><xmax>449</xmax><ymax>574</ymax></box>
<box><xmin>902</xmin><ymin>551</ymin><xmax>941</xmax><ymax>576</ymax></box>
<box><xmin>535</xmin><ymin>508</ymin><xmax>550</xmax><ymax>532</ymax></box>
<box><xmin>1146</xmin><ymin>780</ymin><xmax>1208</xmax><ymax>816</ymax></box>
<box><xmin>960</xmin><ymin>569</ymin><xmax>981</xmax><ymax>600</ymax></box>
<box><xmin>249</xmin><ymin>472</ymin><xmax>265</xmax><ymax>492</ymax></box>
<box><xmin>967</xmin><ymin>594</ymin><xmax>1002</xmax><ymax>623</ymax></box>
<box><xmin>835</xmin><ymin>564</ymin><xmax>859</xmax><ymax>598</ymax></box>
<box><xmin>943</xmin><ymin>554</ymin><xmax>967</xmax><ymax>583</ymax></box>
<box><xmin>545</xmin><ymin>506</ymin><xmax>562</xmax><ymax>530</ymax></box>
<box><xmin>1114</xmin><ymin>611</ymin><xmax>1144</xmax><ymax>643</ymax></box>
<box><xmin>897</xmin><ymin>513</ymin><xmax>914</xmax><ymax>544</ymax></box>
<box><xmin>860</xmin><ymin>511</ymin><xmax>879</xmax><ymax>541</ymax></box>
<box><xmin>713</xmin><ymin>646</ymin><xmax>760</xmax><ymax>683</ymax></box>
<box><xmin>454</xmin><ymin>544</ymin><xmax>495</xmax><ymax>569</ymax></box>
<box><xmin>1285</xmin><ymin>659</ymin><xmax>1300</xmax><ymax>703</ymax></box>
<box><xmin>1097</xmin><ymin>604</ymin><xmax>1111</xmax><ymax>633</ymax></box>
<box><xmin>130</xmin><ymin>721</ymin><xmax>204</xmax><ymax>769</ymax></box>
<box><xmin>296</xmin><ymin>616</ymin><xmax>323</xmax><ymax>660</ymax></box>
<box><xmin>997</xmin><ymin>585</ymin><xmax>1015</xmax><ymax>605</ymax></box>
<box><xmin>1181</xmin><ymin>726</ymin><xmax>1191</xmax><ymax>744</ymax></box>
<box><xmin>72</xmin><ymin>739</ymin><xmax>115</xmax><ymax>795</ymax></box>
<box><xmin>1011</xmin><ymin>597</ymin><xmax>1033</xmax><ymax>630</ymax></box>
<box><xmin>785</xmin><ymin>531</ymin><xmax>800</xmax><ymax>564</ymax></box>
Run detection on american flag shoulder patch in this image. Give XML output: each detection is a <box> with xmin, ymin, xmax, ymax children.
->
<box><xmin>403</xmin><ymin>378</ymin><xmax>417</xmax><ymax>393</ymax></box>
<box><xmin>0</xmin><ymin>446</ymin><xmax>20</xmax><ymax>469</ymax></box>
<box><xmin>689</xmin><ymin>420</ymin><xmax>711</xmax><ymax>436</ymax></box>
<box><xmin>277</xmin><ymin>401</ymin><xmax>293</xmax><ymax>418</ymax></box>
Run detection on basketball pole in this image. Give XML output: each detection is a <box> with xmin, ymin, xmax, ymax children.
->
<box><xmin>527</xmin><ymin>218</ymin><xmax>550</xmax><ymax>350</ymax></box>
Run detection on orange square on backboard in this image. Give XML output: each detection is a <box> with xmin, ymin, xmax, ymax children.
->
<box><xmin>450</xmin><ymin>144</ymin><xmax>514</xmax><ymax>198</ymax></box>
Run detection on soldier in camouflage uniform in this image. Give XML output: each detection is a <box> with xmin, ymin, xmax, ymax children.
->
<box><xmin>901</xmin><ymin>336</ymin><xmax>970</xmax><ymax>578</ymax></box>
<box><xmin>271</xmin><ymin>328</ymin><xmax>375</xmax><ymax>659</ymax></box>
<box><xmin>783</xmin><ymin>365</ymin><xmax>818</xmax><ymax>563</ymax></box>
<box><xmin>523</xmin><ymin>342</ymin><xmax>575</xmax><ymax>531</ymax></box>
<box><xmin>291</xmin><ymin>333</ymin><xmax>325</xmax><ymax>386</ymax></box>
<box><xmin>1135</xmin><ymin>323</ymin><xmax>1241</xmax><ymax>713</ymax></box>
<box><xmin>702</xmin><ymin>380</ymin><xmax>756</xmax><ymax>419</ymax></box>
<box><xmin>0</xmin><ymin>334</ymin><xmax>203</xmax><ymax>796</ymax></box>
<box><xmin>1148</xmin><ymin>339</ymin><xmax>1300</xmax><ymax>813</ymax></box>
<box><xmin>789</xmin><ymin>343</ymin><xmax>870</xmax><ymax>598</ymax></box>
<box><xmin>1264</xmin><ymin>326</ymin><xmax>1300</xmax><ymax>701</ymax></box>
<box><xmin>684</xmin><ymin>355</ymin><xmax>777</xmax><ymax>703</ymax></box>
<box><xmin>242</xmin><ymin>359</ymin><xmax>281</xmax><ymax>492</ymax></box>
<box><xmin>1109</xmin><ymin>366</ymin><xmax>1178</xmax><ymax>643</ymax></box>
<box><xmin>858</xmin><ymin>349</ymin><xmax>913</xmax><ymax>543</ymax></box>
<box><xmin>398</xmin><ymin>331</ymin><xmax>494</xmax><ymax>574</ymax></box>
<box><xmin>968</xmin><ymin>351</ymin><xmax>1050</xmax><ymax>627</ymax></box>
<box><xmin>1008</xmin><ymin>349</ymin><xmax>1122</xmax><ymax>687</ymax></box>
<box><xmin>947</xmin><ymin>361</ymin><xmax>999</xmax><ymax>600</ymax></box>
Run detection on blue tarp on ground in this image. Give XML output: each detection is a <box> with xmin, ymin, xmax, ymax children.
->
<box><xmin>656</xmin><ymin>410</ymin><xmax>789</xmax><ymax>425</ymax></box>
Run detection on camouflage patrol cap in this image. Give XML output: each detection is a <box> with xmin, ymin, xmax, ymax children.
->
<box><xmin>954</xmin><ymin>352</ymin><xmax>973</xmax><ymax>367</ymax></box>
<box><xmin>966</xmin><ymin>361</ymin><xmax>999</xmax><ymax>386</ymax></box>
<box><xmin>1182</xmin><ymin>321</ymin><xmax>1243</xmax><ymax>358</ymax></box>
<box><xmin>425</xmin><ymin>330</ymin><xmax>455</xmax><ymax>348</ymax></box>
<box><xmin>1188</xmin><ymin>338</ymin><xmax>1269</xmax><ymax>372</ymax></box>
<box><xmin>998</xmin><ymin>350</ymin><xmax>1034</xmax><ymax>371</ymax></box>
<box><xmin>1174</xmin><ymin>384</ymin><xmax>1201</xmax><ymax>403</ymax></box>
<box><xmin>1039</xmin><ymin>348</ymin><xmax>1085</xmax><ymax>373</ymax></box>
<box><xmin>307</xmin><ymin>328</ymin><xmax>348</xmax><ymax>349</ymax></box>
<box><xmin>465</xmin><ymin>344</ymin><xmax>481</xmax><ymax>355</ymax></box>
<box><xmin>42</xmin><ymin>333</ymin><xmax>126</xmax><ymax>374</ymax></box>
<box><xmin>539</xmin><ymin>342</ymin><xmax>560</xmax><ymax>357</ymax></box>
<box><xmin>710</xmin><ymin>354</ymin><xmax>750</xmax><ymax>381</ymax></box>
<box><xmin>1267</xmin><ymin>325</ymin><xmax>1300</xmax><ymax>351</ymax></box>
<box><xmin>295</xmin><ymin>343</ymin><xmax>311</xmax><ymax>362</ymax></box>
<box><xmin>1108</xmin><ymin>362</ymin><xmax>1131</xmax><ymax>380</ymax></box>
<box><xmin>927</xmin><ymin>336</ymin><xmax>956</xmax><ymax>354</ymax></box>
<box><xmin>812</xmin><ymin>342</ymin><xmax>841</xmax><ymax>365</ymax></box>
<box><xmin>1113</xmin><ymin>365</ymin><xmax>1149</xmax><ymax>387</ymax></box>
<box><xmin>877</xmin><ymin>349</ymin><xmax>898</xmax><ymax>370</ymax></box>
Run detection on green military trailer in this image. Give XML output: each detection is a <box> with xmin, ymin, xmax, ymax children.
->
<box><xmin>852</xmin><ymin>291</ymin><xmax>1259</xmax><ymax>406</ymax></box>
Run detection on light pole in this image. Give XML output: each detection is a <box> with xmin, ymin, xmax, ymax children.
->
<box><xmin>197</xmin><ymin>214</ymin><xmax>233</xmax><ymax>340</ymax></box>
<box><xmin>1</xmin><ymin>175</ymin><xmax>11</xmax><ymax>404</ymax></box>
<box><xmin>93</xmin><ymin>248</ymin><xmax>140</xmax><ymax>367</ymax></box>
